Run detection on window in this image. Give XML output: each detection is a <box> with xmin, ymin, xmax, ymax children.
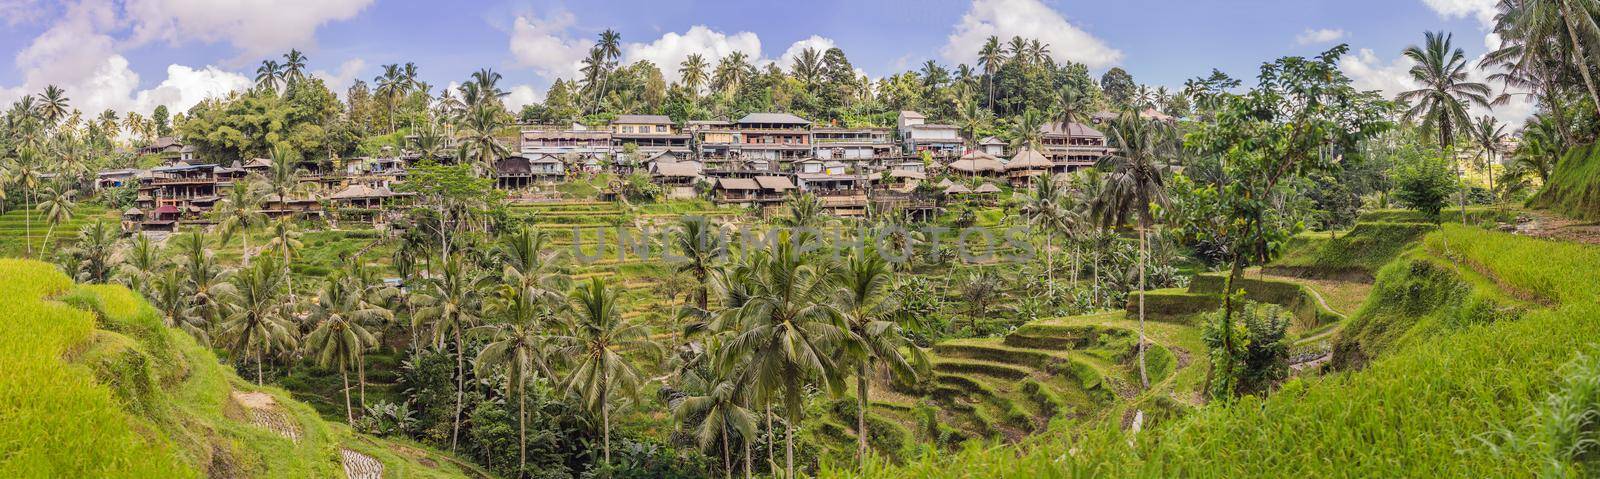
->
<box><xmin>656</xmin><ymin>125</ymin><xmax>667</xmax><ymax>133</ymax></box>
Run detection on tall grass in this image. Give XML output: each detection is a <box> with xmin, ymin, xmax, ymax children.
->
<box><xmin>0</xmin><ymin>260</ymin><xmax>193</xmax><ymax>477</ymax></box>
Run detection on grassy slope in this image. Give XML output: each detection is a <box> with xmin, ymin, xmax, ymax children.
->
<box><xmin>0</xmin><ymin>259</ymin><xmax>485</xmax><ymax>478</ymax></box>
<box><xmin>1532</xmin><ymin>143</ymin><xmax>1600</xmax><ymax>221</ymax></box>
<box><xmin>834</xmin><ymin>226</ymin><xmax>1600</xmax><ymax>478</ymax></box>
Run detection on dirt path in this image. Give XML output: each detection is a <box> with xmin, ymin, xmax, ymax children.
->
<box><xmin>1515</xmin><ymin>210</ymin><xmax>1600</xmax><ymax>245</ymax></box>
<box><xmin>231</xmin><ymin>391</ymin><xmax>301</xmax><ymax>442</ymax></box>
<box><xmin>340</xmin><ymin>448</ymin><xmax>385</xmax><ymax>479</ymax></box>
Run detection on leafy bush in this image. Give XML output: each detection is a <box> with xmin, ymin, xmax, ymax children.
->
<box><xmin>1392</xmin><ymin>155</ymin><xmax>1459</xmax><ymax>223</ymax></box>
<box><xmin>1202</xmin><ymin>300</ymin><xmax>1291</xmax><ymax>399</ymax></box>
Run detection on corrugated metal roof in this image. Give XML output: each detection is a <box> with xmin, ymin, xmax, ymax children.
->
<box><xmin>736</xmin><ymin>112</ymin><xmax>810</xmax><ymax>125</ymax></box>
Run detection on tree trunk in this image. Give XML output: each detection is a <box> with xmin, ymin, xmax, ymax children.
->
<box><xmin>23</xmin><ymin>193</ymin><xmax>32</xmax><ymax>258</ymax></box>
<box><xmin>722</xmin><ymin>422</ymin><xmax>732</xmax><ymax>479</ymax></box>
<box><xmin>744</xmin><ymin>431</ymin><xmax>752</xmax><ymax>479</ymax></box>
<box><xmin>856</xmin><ymin>363</ymin><xmax>869</xmax><ymax>465</ymax></box>
<box><xmin>342</xmin><ymin>366</ymin><xmax>354</xmax><ymax>425</ymax></box>
<box><xmin>601</xmin><ymin>381</ymin><xmax>612</xmax><ymax>465</ymax></box>
<box><xmin>1137</xmin><ymin>227</ymin><xmax>1149</xmax><ymax>389</ymax></box>
<box><xmin>450</xmin><ymin>327</ymin><xmax>464</xmax><ymax>453</ymax></box>
<box><xmin>257</xmin><ymin>342</ymin><xmax>265</xmax><ymax>387</ymax></box>
<box><xmin>1071</xmin><ymin>244</ymin><xmax>1079</xmax><ymax>288</ymax></box>
<box><xmin>358</xmin><ymin>354</ymin><xmax>367</xmax><ymax>411</ymax></box>
<box><xmin>1561</xmin><ymin>0</ymin><xmax>1600</xmax><ymax>118</ymax></box>
<box><xmin>518</xmin><ymin>375</ymin><xmax>527</xmax><ymax>476</ymax></box>
<box><xmin>243</xmin><ymin>233</ymin><xmax>251</xmax><ymax>268</ymax></box>
<box><xmin>785</xmin><ymin>411</ymin><xmax>795</xmax><ymax>479</ymax></box>
<box><xmin>766</xmin><ymin>405</ymin><xmax>775</xmax><ymax>473</ymax></box>
<box><xmin>41</xmin><ymin>224</ymin><xmax>54</xmax><ymax>257</ymax></box>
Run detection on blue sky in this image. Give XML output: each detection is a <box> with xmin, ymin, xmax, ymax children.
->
<box><xmin>0</xmin><ymin>0</ymin><xmax>1524</xmax><ymax>122</ymax></box>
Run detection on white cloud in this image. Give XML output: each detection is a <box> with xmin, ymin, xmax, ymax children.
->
<box><xmin>123</xmin><ymin>0</ymin><xmax>374</xmax><ymax>62</ymax></box>
<box><xmin>0</xmin><ymin>0</ymin><xmax>250</xmax><ymax>116</ymax></box>
<box><xmin>1419</xmin><ymin>0</ymin><xmax>1497</xmax><ymax>27</ymax></box>
<box><xmin>132</xmin><ymin>64</ymin><xmax>251</xmax><ymax>113</ymax></box>
<box><xmin>941</xmin><ymin>0</ymin><xmax>1122</xmax><ymax>68</ymax></box>
<box><xmin>0</xmin><ymin>0</ymin><xmax>48</xmax><ymax>26</ymax></box>
<box><xmin>313</xmin><ymin>58</ymin><xmax>367</xmax><ymax>94</ymax></box>
<box><xmin>1296</xmin><ymin>28</ymin><xmax>1346</xmax><ymax>45</ymax></box>
<box><xmin>623</xmin><ymin>25</ymin><xmax>763</xmax><ymax>83</ymax></box>
<box><xmin>1341</xmin><ymin>47</ymin><xmax>1535</xmax><ymax>128</ymax></box>
<box><xmin>776</xmin><ymin>35</ymin><xmax>836</xmax><ymax>70</ymax></box>
<box><xmin>505</xmin><ymin>84</ymin><xmax>542</xmax><ymax>111</ymax></box>
<box><xmin>508</xmin><ymin>11</ymin><xmax>593</xmax><ymax>81</ymax></box>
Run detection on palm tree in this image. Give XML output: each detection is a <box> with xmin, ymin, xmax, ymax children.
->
<box><xmin>9</xmin><ymin>148</ymin><xmax>43</xmax><ymax>257</ymax></box>
<box><xmin>674</xmin><ymin>216</ymin><xmax>726</xmax><ymax>312</ymax></box>
<box><xmin>719</xmin><ymin>243</ymin><xmax>846</xmax><ymax>479</ymax></box>
<box><xmin>410</xmin><ymin>256</ymin><xmax>485</xmax><ymax>453</ymax></box>
<box><xmin>35</xmin><ymin>181</ymin><xmax>75</xmax><ymax>256</ymax></box>
<box><xmin>792</xmin><ymin>48</ymin><xmax>824</xmax><ymax>87</ymax></box>
<box><xmin>474</xmin><ymin>284</ymin><xmax>557</xmax><ymax>476</ymax></box>
<box><xmin>175</xmin><ymin>231</ymin><xmax>228</xmax><ymax>341</ymax></box>
<box><xmin>1011</xmin><ymin>109</ymin><xmax>1046</xmax><ymax>150</ymax></box>
<box><xmin>834</xmin><ymin>251</ymin><xmax>923</xmax><ymax>464</ymax></box>
<box><xmin>1092</xmin><ymin>114</ymin><xmax>1171</xmax><ymax>390</ymax></box>
<box><xmin>714</xmin><ymin>52</ymin><xmax>754</xmax><ymax>95</ymax></box>
<box><xmin>1470</xmin><ymin>116</ymin><xmax>1508</xmax><ymax>209</ymax></box>
<box><xmin>219</xmin><ymin>259</ymin><xmax>298</xmax><ymax>386</ymax></box>
<box><xmin>1052</xmin><ymin>86</ymin><xmax>1089</xmax><ymax>148</ymax></box>
<box><xmin>118</xmin><ymin>233</ymin><xmax>163</xmax><ymax>295</ymax></box>
<box><xmin>283</xmin><ymin>49</ymin><xmax>308</xmax><ymax>83</ymax></box>
<box><xmin>498</xmin><ymin>228</ymin><xmax>569</xmax><ymax>306</ymax></box>
<box><xmin>1019</xmin><ymin>176</ymin><xmax>1068</xmax><ymax>285</ymax></box>
<box><xmin>673</xmin><ymin>376</ymin><xmax>756</xmax><ymax>479</ymax></box>
<box><xmin>680</xmin><ymin>54</ymin><xmax>710</xmax><ymax>96</ymax></box>
<box><xmin>554</xmin><ymin>277</ymin><xmax>661</xmax><ymax>465</ymax></box>
<box><xmin>1399</xmin><ymin>31</ymin><xmax>1490</xmax><ymax>224</ymax></box>
<box><xmin>66</xmin><ymin>219</ymin><xmax>116</xmax><ymax>283</ymax></box>
<box><xmin>36</xmin><ymin>85</ymin><xmax>69</xmax><ymax>126</ymax></box>
<box><xmin>590</xmin><ymin>29</ymin><xmax>622</xmax><ymax>114</ymax></box>
<box><xmin>456</xmin><ymin>105</ymin><xmax>510</xmax><ymax>173</ymax></box>
<box><xmin>255</xmin><ymin>60</ymin><xmax>284</xmax><ymax>93</ymax></box>
<box><xmin>263</xmin><ymin>218</ymin><xmax>303</xmax><ymax>301</ymax></box>
<box><xmin>304</xmin><ymin>276</ymin><xmax>385</xmax><ymax>424</ymax></box>
<box><xmin>955</xmin><ymin>99</ymin><xmax>992</xmax><ymax>142</ymax></box>
<box><xmin>1514</xmin><ymin>115</ymin><xmax>1565</xmax><ymax>183</ymax></box>
<box><xmin>957</xmin><ymin>267</ymin><xmax>1004</xmax><ymax>331</ymax></box>
<box><xmin>977</xmin><ymin>36</ymin><xmax>1004</xmax><ymax>108</ymax></box>
<box><xmin>375</xmin><ymin>64</ymin><xmax>405</xmax><ymax>133</ymax></box>
<box><xmin>266</xmin><ymin>146</ymin><xmax>306</xmax><ymax>207</ymax></box>
<box><xmin>216</xmin><ymin>179</ymin><xmax>267</xmax><ymax>268</ymax></box>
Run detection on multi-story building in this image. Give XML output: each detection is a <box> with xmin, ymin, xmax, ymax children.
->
<box><xmin>812</xmin><ymin>127</ymin><xmax>893</xmax><ymax>161</ymax></box>
<box><xmin>735</xmin><ymin>113</ymin><xmax>812</xmax><ymax>168</ymax></box>
<box><xmin>610</xmin><ymin>114</ymin><xmax>691</xmax><ymax>159</ymax></box>
<box><xmin>1038</xmin><ymin>122</ymin><xmax>1110</xmax><ymax>171</ymax></box>
<box><xmin>897</xmin><ymin>110</ymin><xmax>964</xmax><ymax>157</ymax></box>
<box><xmin>519</xmin><ymin>125</ymin><xmax>612</xmax><ymax>171</ymax></box>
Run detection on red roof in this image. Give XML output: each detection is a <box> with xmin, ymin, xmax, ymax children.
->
<box><xmin>154</xmin><ymin>205</ymin><xmax>179</xmax><ymax>214</ymax></box>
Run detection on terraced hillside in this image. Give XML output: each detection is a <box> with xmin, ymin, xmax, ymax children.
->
<box><xmin>0</xmin><ymin>259</ymin><xmax>487</xmax><ymax>478</ymax></box>
<box><xmin>0</xmin><ymin>205</ymin><xmax>116</xmax><ymax>257</ymax></box>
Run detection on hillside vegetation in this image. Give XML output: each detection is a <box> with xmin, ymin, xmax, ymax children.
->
<box><xmin>1533</xmin><ymin>143</ymin><xmax>1600</xmax><ymax>221</ymax></box>
<box><xmin>829</xmin><ymin>226</ymin><xmax>1600</xmax><ymax>477</ymax></box>
<box><xmin>0</xmin><ymin>259</ymin><xmax>484</xmax><ymax>478</ymax></box>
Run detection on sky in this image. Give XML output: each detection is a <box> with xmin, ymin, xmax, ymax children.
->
<box><xmin>0</xmin><ymin>0</ymin><xmax>1535</xmax><ymax>126</ymax></box>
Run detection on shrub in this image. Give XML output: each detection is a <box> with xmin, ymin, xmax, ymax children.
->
<box><xmin>1202</xmin><ymin>300</ymin><xmax>1291</xmax><ymax>399</ymax></box>
<box><xmin>1392</xmin><ymin>155</ymin><xmax>1459</xmax><ymax>223</ymax></box>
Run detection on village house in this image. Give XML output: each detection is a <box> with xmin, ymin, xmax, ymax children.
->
<box><xmin>898</xmin><ymin>110</ymin><xmax>964</xmax><ymax>157</ymax></box>
<box><xmin>138</xmin><ymin>137</ymin><xmax>196</xmax><ymax>163</ymax></box>
<box><xmin>978</xmin><ymin>136</ymin><xmax>1007</xmax><ymax>157</ymax></box>
<box><xmin>610</xmin><ymin>115</ymin><xmax>691</xmax><ymax>163</ymax></box>
<box><xmin>734</xmin><ymin>113</ymin><xmax>812</xmax><ymax>169</ymax></box>
<box><xmin>519</xmin><ymin>125</ymin><xmax>612</xmax><ymax>172</ymax></box>
<box><xmin>1038</xmin><ymin>122</ymin><xmax>1110</xmax><ymax>171</ymax></box>
<box><xmin>811</xmin><ymin>127</ymin><xmax>894</xmax><ymax>162</ymax></box>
